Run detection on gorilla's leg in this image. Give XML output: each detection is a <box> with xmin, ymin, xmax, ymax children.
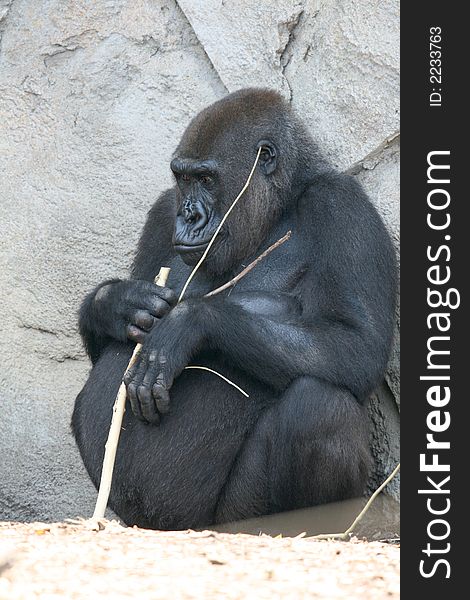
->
<box><xmin>215</xmin><ymin>377</ymin><xmax>371</xmax><ymax>522</ymax></box>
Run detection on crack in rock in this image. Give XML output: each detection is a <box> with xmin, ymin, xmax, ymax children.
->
<box><xmin>41</xmin><ymin>30</ymin><xmax>97</xmax><ymax>67</ymax></box>
<box><xmin>175</xmin><ymin>0</ymin><xmax>229</xmax><ymax>92</ymax></box>
<box><xmin>277</xmin><ymin>5</ymin><xmax>305</xmax><ymax>102</ymax></box>
<box><xmin>18</xmin><ymin>323</ymin><xmax>59</xmax><ymax>337</ymax></box>
<box><xmin>49</xmin><ymin>29</ymin><xmax>98</xmax><ymax>52</ymax></box>
<box><xmin>278</xmin><ymin>7</ymin><xmax>304</xmax><ymax>70</ymax></box>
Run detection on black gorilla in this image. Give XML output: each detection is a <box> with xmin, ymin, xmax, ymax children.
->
<box><xmin>72</xmin><ymin>88</ymin><xmax>397</xmax><ymax>529</ymax></box>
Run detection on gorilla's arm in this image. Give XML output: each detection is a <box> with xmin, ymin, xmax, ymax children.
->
<box><xmin>188</xmin><ymin>294</ymin><xmax>378</xmax><ymax>397</ymax></box>
<box><xmin>125</xmin><ymin>265</ymin><xmax>393</xmax><ymax>425</ymax></box>
<box><xmin>126</xmin><ymin>288</ymin><xmax>384</xmax><ymax>417</ymax></box>
<box><xmin>79</xmin><ymin>278</ymin><xmax>122</xmax><ymax>364</ymax></box>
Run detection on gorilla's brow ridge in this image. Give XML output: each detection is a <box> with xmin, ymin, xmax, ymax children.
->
<box><xmin>171</xmin><ymin>157</ymin><xmax>218</xmax><ymax>175</ymax></box>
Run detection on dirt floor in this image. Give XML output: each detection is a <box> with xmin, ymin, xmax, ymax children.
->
<box><xmin>0</xmin><ymin>520</ymin><xmax>399</xmax><ymax>599</ymax></box>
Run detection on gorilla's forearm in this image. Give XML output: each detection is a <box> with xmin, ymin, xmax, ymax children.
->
<box><xmin>79</xmin><ymin>279</ymin><xmax>124</xmax><ymax>364</ymax></box>
<box><xmin>183</xmin><ymin>295</ymin><xmax>384</xmax><ymax>401</ymax></box>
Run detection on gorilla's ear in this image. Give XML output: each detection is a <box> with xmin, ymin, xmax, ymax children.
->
<box><xmin>257</xmin><ymin>141</ymin><xmax>278</xmax><ymax>175</ymax></box>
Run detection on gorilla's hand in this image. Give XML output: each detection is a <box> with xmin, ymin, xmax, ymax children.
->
<box><xmin>124</xmin><ymin>302</ymin><xmax>199</xmax><ymax>424</ymax></box>
<box><xmin>92</xmin><ymin>280</ymin><xmax>177</xmax><ymax>344</ymax></box>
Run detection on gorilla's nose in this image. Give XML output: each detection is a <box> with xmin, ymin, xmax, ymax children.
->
<box><xmin>183</xmin><ymin>199</ymin><xmax>208</xmax><ymax>230</ymax></box>
<box><xmin>182</xmin><ymin>199</ymin><xmax>197</xmax><ymax>222</ymax></box>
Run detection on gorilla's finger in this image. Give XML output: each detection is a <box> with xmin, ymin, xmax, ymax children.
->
<box><xmin>124</xmin><ymin>351</ymin><xmax>148</xmax><ymax>388</ymax></box>
<box><xmin>126</xmin><ymin>324</ymin><xmax>147</xmax><ymax>344</ymax></box>
<box><xmin>142</xmin><ymin>351</ymin><xmax>159</xmax><ymax>384</ymax></box>
<box><xmin>132</xmin><ymin>310</ymin><xmax>155</xmax><ymax>331</ymax></box>
<box><xmin>142</xmin><ymin>351</ymin><xmax>160</xmax><ymax>394</ymax></box>
<box><xmin>123</xmin><ymin>360</ymin><xmax>137</xmax><ymax>386</ymax></box>
<box><xmin>152</xmin><ymin>383</ymin><xmax>170</xmax><ymax>415</ymax></box>
<box><xmin>152</xmin><ymin>285</ymin><xmax>177</xmax><ymax>306</ymax></box>
<box><xmin>127</xmin><ymin>383</ymin><xmax>143</xmax><ymax>420</ymax></box>
<box><xmin>137</xmin><ymin>384</ymin><xmax>160</xmax><ymax>425</ymax></box>
<box><xmin>152</xmin><ymin>354</ymin><xmax>172</xmax><ymax>414</ymax></box>
<box><xmin>156</xmin><ymin>353</ymin><xmax>174</xmax><ymax>388</ymax></box>
<box><xmin>133</xmin><ymin>292</ymin><xmax>171</xmax><ymax>319</ymax></box>
<box><xmin>137</xmin><ymin>280</ymin><xmax>175</xmax><ymax>302</ymax></box>
<box><xmin>139</xmin><ymin>295</ymin><xmax>172</xmax><ymax>318</ymax></box>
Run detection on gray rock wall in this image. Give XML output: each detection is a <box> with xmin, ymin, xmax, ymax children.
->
<box><xmin>0</xmin><ymin>0</ymin><xmax>399</xmax><ymax>522</ymax></box>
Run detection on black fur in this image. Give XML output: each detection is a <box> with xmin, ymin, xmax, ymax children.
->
<box><xmin>72</xmin><ymin>88</ymin><xmax>397</xmax><ymax>529</ymax></box>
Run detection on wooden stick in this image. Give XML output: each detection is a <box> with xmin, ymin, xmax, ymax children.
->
<box><xmin>205</xmin><ymin>231</ymin><xmax>292</xmax><ymax>298</ymax></box>
<box><xmin>90</xmin><ymin>267</ymin><xmax>170</xmax><ymax>523</ymax></box>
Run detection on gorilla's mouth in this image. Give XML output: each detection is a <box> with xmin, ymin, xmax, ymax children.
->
<box><xmin>173</xmin><ymin>239</ymin><xmax>213</xmax><ymax>265</ymax></box>
<box><xmin>173</xmin><ymin>228</ymin><xmax>226</xmax><ymax>258</ymax></box>
<box><xmin>173</xmin><ymin>240</ymin><xmax>210</xmax><ymax>255</ymax></box>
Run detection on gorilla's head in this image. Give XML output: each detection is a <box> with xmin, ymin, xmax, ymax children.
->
<box><xmin>170</xmin><ymin>88</ymin><xmax>322</xmax><ymax>275</ymax></box>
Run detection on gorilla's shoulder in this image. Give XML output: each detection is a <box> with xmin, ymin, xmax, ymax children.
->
<box><xmin>299</xmin><ymin>171</ymin><xmax>379</xmax><ymax>224</ymax></box>
<box><xmin>296</xmin><ymin>170</ymin><xmax>391</xmax><ymax>264</ymax></box>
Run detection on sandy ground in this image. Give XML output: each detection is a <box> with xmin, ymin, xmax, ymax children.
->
<box><xmin>0</xmin><ymin>521</ymin><xmax>399</xmax><ymax>600</ymax></box>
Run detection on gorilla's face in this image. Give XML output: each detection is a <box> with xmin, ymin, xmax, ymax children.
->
<box><xmin>170</xmin><ymin>156</ymin><xmax>224</xmax><ymax>266</ymax></box>
<box><xmin>170</xmin><ymin>142</ymin><xmax>278</xmax><ymax>270</ymax></box>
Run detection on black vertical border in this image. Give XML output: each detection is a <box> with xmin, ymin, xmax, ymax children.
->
<box><xmin>401</xmin><ymin>4</ymin><xmax>465</xmax><ymax>597</ymax></box>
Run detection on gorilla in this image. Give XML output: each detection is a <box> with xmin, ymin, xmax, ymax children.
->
<box><xmin>72</xmin><ymin>88</ymin><xmax>397</xmax><ymax>530</ymax></box>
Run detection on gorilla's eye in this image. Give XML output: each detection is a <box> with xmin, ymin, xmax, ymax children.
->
<box><xmin>199</xmin><ymin>175</ymin><xmax>213</xmax><ymax>185</ymax></box>
<box><xmin>181</xmin><ymin>173</ymin><xmax>191</xmax><ymax>182</ymax></box>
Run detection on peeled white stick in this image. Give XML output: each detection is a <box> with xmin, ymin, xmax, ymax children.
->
<box><xmin>91</xmin><ymin>267</ymin><xmax>170</xmax><ymax>522</ymax></box>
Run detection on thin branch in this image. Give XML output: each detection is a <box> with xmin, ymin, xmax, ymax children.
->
<box><xmin>183</xmin><ymin>233</ymin><xmax>292</xmax><ymax>397</ymax></box>
<box><xmin>91</xmin><ymin>364</ymin><xmax>135</xmax><ymax>522</ymax></box>
<box><xmin>312</xmin><ymin>463</ymin><xmax>401</xmax><ymax>540</ymax></box>
<box><xmin>178</xmin><ymin>147</ymin><xmax>262</xmax><ymax>303</ymax></box>
<box><xmin>184</xmin><ymin>366</ymin><xmax>249</xmax><ymax>397</ymax></box>
<box><xmin>90</xmin><ymin>268</ymin><xmax>170</xmax><ymax>526</ymax></box>
<box><xmin>187</xmin><ymin>232</ymin><xmax>292</xmax><ymax>395</ymax></box>
<box><xmin>205</xmin><ymin>231</ymin><xmax>292</xmax><ymax>298</ymax></box>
